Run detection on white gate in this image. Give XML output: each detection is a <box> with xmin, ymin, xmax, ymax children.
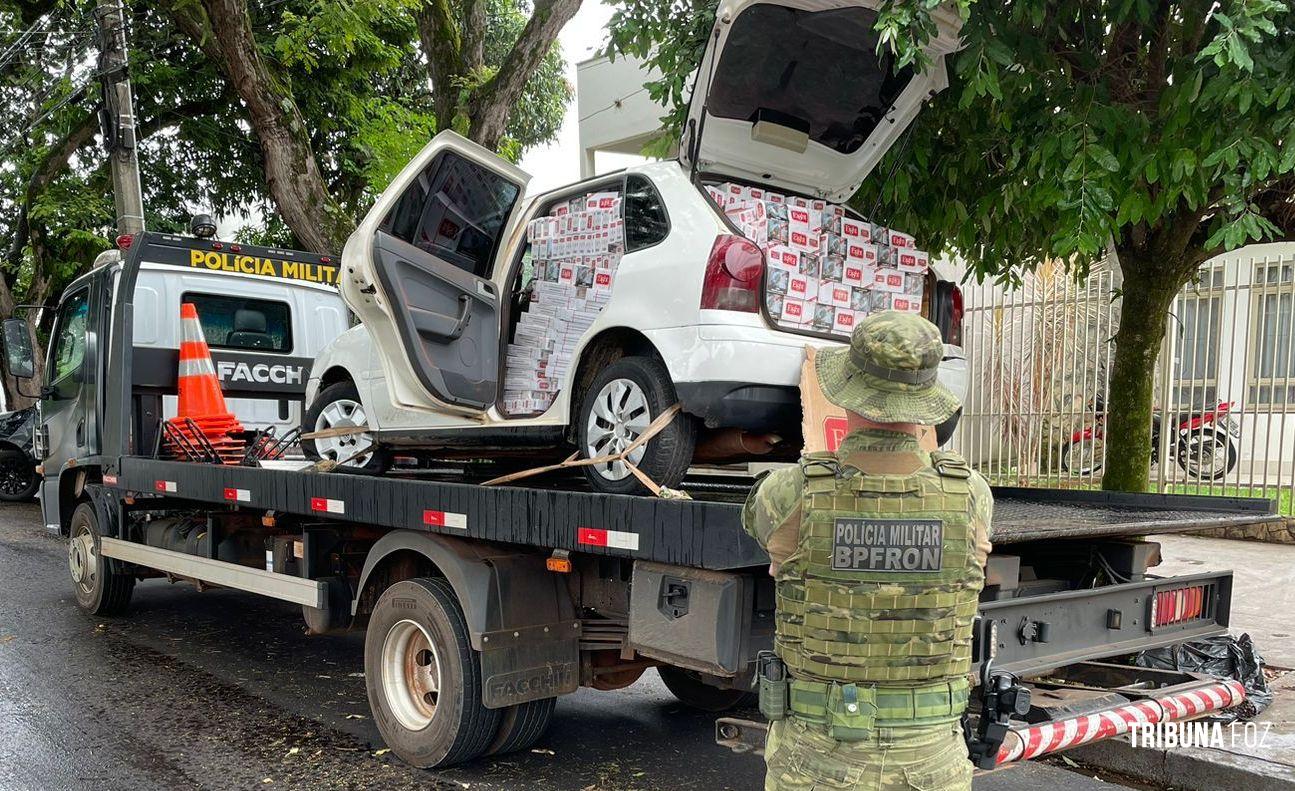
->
<box><xmin>949</xmin><ymin>243</ymin><xmax>1295</xmax><ymax>515</ymax></box>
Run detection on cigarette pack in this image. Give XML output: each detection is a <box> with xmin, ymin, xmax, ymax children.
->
<box><xmin>880</xmin><ymin>227</ymin><xmax>915</xmax><ymax>249</ymax></box>
<box><xmin>766</xmin><ymin>267</ymin><xmax>792</xmax><ymax>295</ymax></box>
<box><xmin>832</xmin><ymin>216</ymin><xmax>873</xmax><ymax>244</ymax></box>
<box><xmin>872</xmin><ymin>268</ymin><xmax>907</xmax><ymax>294</ymax></box>
<box><xmin>818</xmin><ymin>281</ymin><xmax>853</xmax><ymax>309</ymax></box>
<box><xmin>798</xmin><ymin>252</ymin><xmax>822</xmax><ymax>279</ymax></box>
<box><xmin>849</xmin><ymin>286</ymin><xmax>872</xmax><ymax>312</ymax></box>
<box><xmin>846</xmin><ymin>242</ymin><xmax>878</xmax><ymax>268</ymax></box>
<box><xmin>841</xmin><ymin>261</ymin><xmax>875</xmax><ymax>289</ymax></box>
<box><xmin>584</xmin><ymin>191</ymin><xmax>620</xmax><ymax>212</ymax></box>
<box><xmin>832</xmin><ymin>307</ymin><xmax>857</xmax><ymax>336</ymax></box>
<box><xmin>787</xmin><ymin>273</ymin><xmax>815</xmax><ymax>302</ymax></box>
<box><xmin>812</xmin><ymin>303</ymin><xmax>836</xmax><ymax>332</ymax></box>
<box><xmin>766</xmin><ymin>245</ymin><xmax>800</xmax><ymax>272</ymax></box>
<box><xmin>890</xmin><ymin>294</ymin><xmax>922</xmax><ymax>313</ymax></box>
<box><xmin>895</xmin><ymin>248</ymin><xmax>929</xmax><ymax>274</ymax></box>
<box><xmin>777</xmin><ymin>297</ymin><xmax>809</xmax><ymax>326</ymax></box>
<box><xmin>787</xmin><ymin>206</ymin><xmax>821</xmax><ymax>255</ymax></box>
<box><xmin>820</xmin><ymin>254</ymin><xmax>845</xmax><ymax>282</ymax></box>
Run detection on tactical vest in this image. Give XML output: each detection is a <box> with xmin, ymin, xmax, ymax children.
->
<box><xmin>775</xmin><ymin>448</ymin><xmax>983</xmax><ymax>685</ymax></box>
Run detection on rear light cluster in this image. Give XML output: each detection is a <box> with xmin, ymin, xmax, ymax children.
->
<box><xmin>700</xmin><ymin>234</ymin><xmax>764</xmax><ymax>312</ymax></box>
<box><xmin>948</xmin><ymin>284</ymin><xmax>964</xmax><ymax>346</ymax></box>
<box><xmin>1151</xmin><ymin>584</ymin><xmax>1211</xmax><ymax>628</ymax></box>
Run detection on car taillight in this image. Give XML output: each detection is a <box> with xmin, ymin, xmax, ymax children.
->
<box><xmin>1151</xmin><ymin>584</ymin><xmax>1210</xmax><ymax>628</ymax></box>
<box><xmin>700</xmin><ymin>234</ymin><xmax>764</xmax><ymax>312</ymax></box>
<box><xmin>947</xmin><ymin>284</ymin><xmax>964</xmax><ymax>346</ymax></box>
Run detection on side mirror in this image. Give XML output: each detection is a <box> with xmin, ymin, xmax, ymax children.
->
<box><xmin>2</xmin><ymin>318</ymin><xmax>36</xmax><ymax>380</ymax></box>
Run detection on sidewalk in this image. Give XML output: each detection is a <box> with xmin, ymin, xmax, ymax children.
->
<box><xmin>1153</xmin><ymin>534</ymin><xmax>1295</xmax><ymax>668</ymax></box>
<box><xmin>1069</xmin><ymin>534</ymin><xmax>1295</xmax><ymax>789</ymax></box>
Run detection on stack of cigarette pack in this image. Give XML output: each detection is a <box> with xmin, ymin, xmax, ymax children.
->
<box><xmin>705</xmin><ymin>183</ymin><xmax>929</xmax><ymax>337</ymax></box>
<box><xmin>504</xmin><ymin>191</ymin><xmax>624</xmax><ymax>415</ymax></box>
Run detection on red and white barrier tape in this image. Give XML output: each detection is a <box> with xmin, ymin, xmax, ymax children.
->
<box><xmin>996</xmin><ymin>678</ymin><xmax>1247</xmax><ymax>765</ymax></box>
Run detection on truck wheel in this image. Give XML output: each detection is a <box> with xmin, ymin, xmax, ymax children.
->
<box><xmin>365</xmin><ymin>577</ymin><xmax>500</xmax><ymax>768</ymax></box>
<box><xmin>483</xmin><ymin>696</ymin><xmax>556</xmax><ymax>756</ymax></box>
<box><xmin>576</xmin><ymin>355</ymin><xmax>695</xmax><ymax>495</ymax></box>
<box><xmin>657</xmin><ymin>666</ymin><xmax>755</xmax><ymax>712</ymax></box>
<box><xmin>302</xmin><ymin>381</ymin><xmax>387</xmax><ymax>471</ymax></box>
<box><xmin>0</xmin><ymin>448</ymin><xmax>38</xmax><ymax>501</ymax></box>
<box><xmin>68</xmin><ymin>502</ymin><xmax>134</xmax><ymax>616</ymax></box>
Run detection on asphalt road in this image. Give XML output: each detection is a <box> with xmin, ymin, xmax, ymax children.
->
<box><xmin>0</xmin><ymin>502</ymin><xmax>1146</xmax><ymax>791</ymax></box>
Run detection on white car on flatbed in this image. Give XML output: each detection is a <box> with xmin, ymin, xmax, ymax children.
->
<box><xmin>303</xmin><ymin>0</ymin><xmax>967</xmax><ymax>492</ymax></box>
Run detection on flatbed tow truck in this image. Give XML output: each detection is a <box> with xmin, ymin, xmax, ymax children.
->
<box><xmin>4</xmin><ymin>232</ymin><xmax>1281</xmax><ymax>770</ymax></box>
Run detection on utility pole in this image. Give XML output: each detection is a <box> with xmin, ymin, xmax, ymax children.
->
<box><xmin>95</xmin><ymin>0</ymin><xmax>145</xmax><ymax>236</ymax></box>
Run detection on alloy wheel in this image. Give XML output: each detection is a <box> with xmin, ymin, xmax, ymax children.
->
<box><xmin>314</xmin><ymin>398</ymin><xmax>375</xmax><ymax>466</ymax></box>
<box><xmin>584</xmin><ymin>378</ymin><xmax>652</xmax><ymax>481</ymax></box>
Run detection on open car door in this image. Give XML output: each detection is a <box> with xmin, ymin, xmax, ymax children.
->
<box><xmin>680</xmin><ymin>0</ymin><xmax>963</xmax><ymax>204</ymax></box>
<box><xmin>342</xmin><ymin>131</ymin><xmax>529</xmax><ymax>414</ymax></box>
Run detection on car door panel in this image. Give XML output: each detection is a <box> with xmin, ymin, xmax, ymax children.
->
<box><xmin>341</xmin><ymin>131</ymin><xmax>529</xmax><ymax>417</ymax></box>
<box><xmin>370</xmin><ymin>231</ymin><xmax>499</xmax><ymax>409</ymax></box>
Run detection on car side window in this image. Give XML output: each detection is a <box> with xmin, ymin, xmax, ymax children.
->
<box><xmin>624</xmin><ymin>175</ymin><xmax>668</xmax><ymax>252</ymax></box>
<box><xmin>49</xmin><ymin>289</ymin><xmax>89</xmax><ymax>384</ymax></box>
<box><xmin>381</xmin><ymin>151</ymin><xmax>521</xmax><ymax>278</ymax></box>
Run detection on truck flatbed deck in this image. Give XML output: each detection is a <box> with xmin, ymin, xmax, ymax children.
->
<box><xmin>115</xmin><ymin>458</ymin><xmax>1281</xmax><ymax>571</ymax></box>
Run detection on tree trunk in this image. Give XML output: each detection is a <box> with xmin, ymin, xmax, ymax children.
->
<box><xmin>466</xmin><ymin>0</ymin><xmax>582</xmax><ymax>151</ymax></box>
<box><xmin>1100</xmin><ymin>256</ymin><xmax>1182</xmax><ymax>491</ymax></box>
<box><xmin>168</xmin><ymin>0</ymin><xmax>354</xmax><ymax>254</ymax></box>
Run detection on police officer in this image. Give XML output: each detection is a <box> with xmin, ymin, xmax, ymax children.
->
<box><xmin>743</xmin><ymin>311</ymin><xmax>993</xmax><ymax>791</ymax></box>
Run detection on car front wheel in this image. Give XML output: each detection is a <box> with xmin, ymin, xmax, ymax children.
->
<box><xmin>302</xmin><ymin>381</ymin><xmax>387</xmax><ymax>471</ymax></box>
<box><xmin>577</xmin><ymin>355</ymin><xmax>695</xmax><ymax>494</ymax></box>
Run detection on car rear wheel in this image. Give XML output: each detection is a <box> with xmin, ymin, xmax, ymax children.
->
<box><xmin>576</xmin><ymin>355</ymin><xmax>695</xmax><ymax>494</ymax></box>
<box><xmin>302</xmin><ymin>381</ymin><xmax>387</xmax><ymax>471</ymax></box>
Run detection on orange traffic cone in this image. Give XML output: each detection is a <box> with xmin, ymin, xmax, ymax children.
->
<box><xmin>164</xmin><ymin>303</ymin><xmax>246</xmax><ymax>464</ymax></box>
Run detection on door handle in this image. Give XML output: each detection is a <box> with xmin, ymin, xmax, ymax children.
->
<box><xmin>443</xmin><ymin>295</ymin><xmax>472</xmax><ymax>341</ymax></box>
<box><xmin>411</xmin><ymin>295</ymin><xmax>473</xmax><ymax>342</ymax></box>
<box><xmin>76</xmin><ymin>419</ymin><xmax>84</xmax><ymax>446</ymax></box>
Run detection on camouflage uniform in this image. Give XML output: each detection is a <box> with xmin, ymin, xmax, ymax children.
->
<box><xmin>743</xmin><ymin>312</ymin><xmax>993</xmax><ymax>791</ymax></box>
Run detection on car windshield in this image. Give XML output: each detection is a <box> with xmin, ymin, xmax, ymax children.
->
<box><xmin>706</xmin><ymin>4</ymin><xmax>913</xmax><ymax>155</ymax></box>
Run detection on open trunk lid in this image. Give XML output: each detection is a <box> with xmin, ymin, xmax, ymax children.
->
<box><xmin>681</xmin><ymin>0</ymin><xmax>963</xmax><ymax>204</ymax></box>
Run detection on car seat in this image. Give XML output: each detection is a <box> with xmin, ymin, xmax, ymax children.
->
<box><xmin>225</xmin><ymin>308</ymin><xmax>275</xmax><ymax>350</ymax></box>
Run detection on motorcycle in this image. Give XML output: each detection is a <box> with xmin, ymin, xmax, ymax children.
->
<box><xmin>1061</xmin><ymin>398</ymin><xmax>1241</xmax><ymax>480</ymax></box>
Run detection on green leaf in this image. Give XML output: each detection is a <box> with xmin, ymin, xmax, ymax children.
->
<box><xmin>1090</xmin><ymin>145</ymin><xmax>1120</xmax><ymax>172</ymax></box>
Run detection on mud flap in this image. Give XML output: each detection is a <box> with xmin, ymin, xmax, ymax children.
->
<box><xmin>479</xmin><ymin>622</ymin><xmax>580</xmax><ymax>708</ymax></box>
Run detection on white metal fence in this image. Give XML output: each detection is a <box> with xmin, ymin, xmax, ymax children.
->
<box><xmin>948</xmin><ymin>243</ymin><xmax>1295</xmax><ymax>514</ymax></box>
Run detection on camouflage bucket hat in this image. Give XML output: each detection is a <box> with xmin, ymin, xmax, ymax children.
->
<box><xmin>814</xmin><ymin>310</ymin><xmax>960</xmax><ymax>425</ymax></box>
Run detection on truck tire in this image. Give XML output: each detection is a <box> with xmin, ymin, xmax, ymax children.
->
<box><xmin>302</xmin><ymin>381</ymin><xmax>388</xmax><ymax>472</ymax></box>
<box><xmin>0</xmin><ymin>447</ymin><xmax>38</xmax><ymax>501</ymax></box>
<box><xmin>364</xmin><ymin>577</ymin><xmax>500</xmax><ymax>768</ymax></box>
<box><xmin>68</xmin><ymin>502</ymin><xmax>134</xmax><ymax>616</ymax></box>
<box><xmin>576</xmin><ymin>355</ymin><xmax>696</xmax><ymax>495</ymax></box>
<box><xmin>657</xmin><ymin>666</ymin><xmax>756</xmax><ymax>712</ymax></box>
<box><xmin>483</xmin><ymin>696</ymin><xmax>556</xmax><ymax>756</ymax></box>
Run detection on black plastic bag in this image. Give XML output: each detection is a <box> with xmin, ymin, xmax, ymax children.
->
<box><xmin>1130</xmin><ymin>633</ymin><xmax>1272</xmax><ymax>722</ymax></box>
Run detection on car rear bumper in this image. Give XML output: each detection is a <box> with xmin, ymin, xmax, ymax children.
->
<box><xmin>674</xmin><ymin>380</ymin><xmax>802</xmax><ymax>431</ymax></box>
<box><xmin>646</xmin><ymin>323</ymin><xmax>966</xmax><ymax>432</ymax></box>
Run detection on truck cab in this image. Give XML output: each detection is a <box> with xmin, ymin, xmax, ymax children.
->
<box><xmin>30</xmin><ymin>234</ymin><xmax>348</xmax><ymax>534</ymax></box>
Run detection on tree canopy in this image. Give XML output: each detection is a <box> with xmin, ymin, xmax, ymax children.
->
<box><xmin>609</xmin><ymin>0</ymin><xmax>1295</xmax><ymax>491</ymax></box>
<box><xmin>0</xmin><ymin>0</ymin><xmax>577</xmax><ymax>407</ymax></box>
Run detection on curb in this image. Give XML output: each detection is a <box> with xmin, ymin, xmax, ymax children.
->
<box><xmin>1067</xmin><ymin>734</ymin><xmax>1295</xmax><ymax>790</ymax></box>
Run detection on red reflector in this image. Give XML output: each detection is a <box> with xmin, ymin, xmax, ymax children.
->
<box><xmin>1153</xmin><ymin>585</ymin><xmax>1207</xmax><ymax>627</ymax></box>
<box><xmin>116</xmin><ymin>234</ymin><xmax>133</xmax><ymax>251</ymax></box>
<box><xmin>230</xmin><ymin>244</ymin><xmax>241</xmax><ymax>253</ymax></box>
<box><xmin>212</xmin><ymin>241</ymin><xmax>224</xmax><ymax>250</ymax></box>
<box><xmin>700</xmin><ymin>234</ymin><xmax>764</xmax><ymax>312</ymax></box>
<box><xmin>320</xmin><ymin>256</ymin><xmax>332</xmax><ymax>264</ymax></box>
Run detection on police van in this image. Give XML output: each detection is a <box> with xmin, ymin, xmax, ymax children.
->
<box><xmin>36</xmin><ymin>233</ymin><xmax>347</xmax><ymax>518</ymax></box>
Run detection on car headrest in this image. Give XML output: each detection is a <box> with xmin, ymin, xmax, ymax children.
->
<box><xmin>233</xmin><ymin>309</ymin><xmax>267</xmax><ymax>333</ymax></box>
